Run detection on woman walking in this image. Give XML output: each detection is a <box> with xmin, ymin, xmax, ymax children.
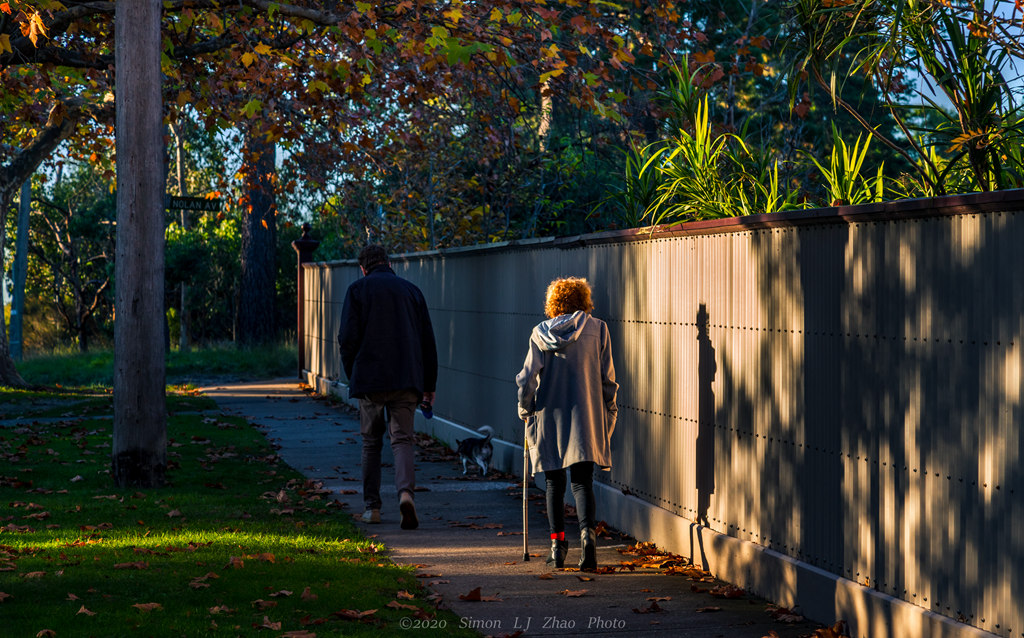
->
<box><xmin>516</xmin><ymin>277</ymin><xmax>618</xmax><ymax>570</ymax></box>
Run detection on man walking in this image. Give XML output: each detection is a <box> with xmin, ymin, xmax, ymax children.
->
<box><xmin>339</xmin><ymin>244</ymin><xmax>438</xmax><ymax>530</ymax></box>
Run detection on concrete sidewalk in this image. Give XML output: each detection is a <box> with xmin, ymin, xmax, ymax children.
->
<box><xmin>201</xmin><ymin>378</ymin><xmax>826</xmax><ymax>638</ymax></box>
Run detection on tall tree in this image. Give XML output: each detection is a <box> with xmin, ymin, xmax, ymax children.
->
<box><xmin>237</xmin><ymin>130</ymin><xmax>277</xmax><ymax>345</ymax></box>
<box><xmin>9</xmin><ymin>179</ymin><xmax>31</xmax><ymax>360</ymax></box>
<box><xmin>111</xmin><ymin>0</ymin><xmax>166</xmax><ymax>488</ymax></box>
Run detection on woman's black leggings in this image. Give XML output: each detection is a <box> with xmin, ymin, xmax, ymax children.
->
<box><xmin>545</xmin><ymin>462</ymin><xmax>596</xmax><ymax>534</ymax></box>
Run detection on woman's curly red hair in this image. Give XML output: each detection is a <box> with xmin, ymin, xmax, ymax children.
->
<box><xmin>544</xmin><ymin>277</ymin><xmax>594</xmax><ymax>318</ymax></box>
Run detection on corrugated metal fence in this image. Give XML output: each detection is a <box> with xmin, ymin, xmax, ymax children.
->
<box><xmin>300</xmin><ymin>191</ymin><xmax>1024</xmax><ymax>638</ymax></box>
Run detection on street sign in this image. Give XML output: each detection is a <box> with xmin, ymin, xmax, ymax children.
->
<box><xmin>167</xmin><ymin>196</ymin><xmax>223</xmax><ymax>212</ymax></box>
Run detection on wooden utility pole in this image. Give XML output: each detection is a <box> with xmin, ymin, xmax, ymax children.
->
<box><xmin>112</xmin><ymin>0</ymin><xmax>166</xmax><ymax>488</ymax></box>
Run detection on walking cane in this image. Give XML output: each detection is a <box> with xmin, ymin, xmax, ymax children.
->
<box><xmin>522</xmin><ymin>431</ymin><xmax>530</xmax><ymax>561</ymax></box>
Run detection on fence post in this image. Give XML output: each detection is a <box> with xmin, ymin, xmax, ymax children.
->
<box><xmin>291</xmin><ymin>223</ymin><xmax>319</xmax><ymax>380</ymax></box>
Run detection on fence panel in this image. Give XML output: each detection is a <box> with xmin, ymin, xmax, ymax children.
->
<box><xmin>300</xmin><ymin>194</ymin><xmax>1024</xmax><ymax>638</ymax></box>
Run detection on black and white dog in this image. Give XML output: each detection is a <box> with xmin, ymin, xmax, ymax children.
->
<box><xmin>456</xmin><ymin>426</ymin><xmax>494</xmax><ymax>476</ymax></box>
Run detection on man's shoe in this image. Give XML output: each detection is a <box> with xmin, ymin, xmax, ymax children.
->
<box><xmin>399</xmin><ymin>492</ymin><xmax>418</xmax><ymax>530</ymax></box>
<box><xmin>360</xmin><ymin>509</ymin><xmax>381</xmax><ymax>524</ymax></box>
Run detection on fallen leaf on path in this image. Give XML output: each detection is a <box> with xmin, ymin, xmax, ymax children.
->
<box><xmin>270</xmin><ymin>589</ymin><xmax>293</xmax><ymax>597</ymax></box>
<box><xmin>814</xmin><ymin>621</ymin><xmax>848</xmax><ymax>637</ymax></box>
<box><xmin>696</xmin><ymin>606</ymin><xmax>722</xmax><ymax>613</ymax></box>
<box><xmin>633</xmin><ymin>601</ymin><xmax>664</xmax><ymax>614</ymax></box>
<box><xmin>0</xmin><ymin>592</ymin><xmax>11</xmax><ymax>602</ymax></box>
<box><xmin>458</xmin><ymin>587</ymin><xmax>502</xmax><ymax>602</ymax></box>
<box><xmin>35</xmin><ymin>631</ymin><xmax>55</xmax><ymax>637</ymax></box>
<box><xmin>251</xmin><ymin>599</ymin><xmax>277</xmax><ymax>610</ymax></box>
<box><xmin>225</xmin><ymin>556</ymin><xmax>244</xmax><ymax>569</ymax></box>
<box><xmin>576</xmin><ymin>575</ymin><xmax>594</xmax><ymax>582</ymax></box>
<box><xmin>647</xmin><ymin>596</ymin><xmax>671</xmax><ymax>602</ymax></box>
<box><xmin>536</xmin><ymin>573</ymin><xmax>554</xmax><ymax>580</ymax></box>
<box><xmin>766</xmin><ymin>604</ymin><xmax>806</xmax><ymax>623</ymax></box>
<box><xmin>76</xmin><ymin>605</ymin><xmax>95</xmax><ymax>616</ymax></box>
<box><xmin>281</xmin><ymin>631</ymin><xmax>317</xmax><ymax>638</ymax></box>
<box><xmin>396</xmin><ymin>590</ymin><xmax>415</xmax><ymax>600</ymax></box>
<box><xmin>710</xmin><ymin>584</ymin><xmax>745</xmax><ymax>599</ymax></box>
<box><xmin>301</xmin><ymin>586</ymin><xmax>317</xmax><ymax>601</ymax></box>
<box><xmin>559</xmin><ymin>589</ymin><xmax>587</xmax><ymax>597</ymax></box>
<box><xmin>261</xmin><ymin>616</ymin><xmax>281</xmax><ymax>630</ymax></box>
<box><xmin>387</xmin><ymin>601</ymin><xmax>419</xmax><ymax>611</ymax></box>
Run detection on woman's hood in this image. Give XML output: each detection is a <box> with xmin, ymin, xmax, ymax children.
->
<box><xmin>532</xmin><ymin>310</ymin><xmax>590</xmax><ymax>352</ymax></box>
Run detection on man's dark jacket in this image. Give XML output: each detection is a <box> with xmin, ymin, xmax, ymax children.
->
<box><xmin>338</xmin><ymin>264</ymin><xmax>438</xmax><ymax>399</ymax></box>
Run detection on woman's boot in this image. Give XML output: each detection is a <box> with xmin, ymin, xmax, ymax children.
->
<box><xmin>578</xmin><ymin>527</ymin><xmax>597</xmax><ymax>570</ymax></box>
<box><xmin>546</xmin><ymin>534</ymin><xmax>568</xmax><ymax>568</ymax></box>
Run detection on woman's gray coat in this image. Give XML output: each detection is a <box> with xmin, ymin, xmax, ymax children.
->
<box><xmin>516</xmin><ymin>311</ymin><xmax>618</xmax><ymax>475</ymax></box>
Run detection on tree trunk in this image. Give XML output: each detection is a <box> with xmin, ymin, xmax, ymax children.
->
<box><xmin>237</xmin><ymin>131</ymin><xmax>277</xmax><ymax>346</ymax></box>
<box><xmin>170</xmin><ymin>122</ymin><xmax>191</xmax><ymax>352</ymax></box>
<box><xmin>10</xmin><ymin>180</ymin><xmax>31</xmax><ymax>361</ymax></box>
<box><xmin>111</xmin><ymin>0</ymin><xmax>166</xmax><ymax>488</ymax></box>
<box><xmin>0</xmin><ymin>187</ymin><xmax>28</xmax><ymax>387</ymax></box>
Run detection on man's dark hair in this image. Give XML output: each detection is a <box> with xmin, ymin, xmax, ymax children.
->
<box><xmin>358</xmin><ymin>244</ymin><xmax>389</xmax><ymax>271</ymax></box>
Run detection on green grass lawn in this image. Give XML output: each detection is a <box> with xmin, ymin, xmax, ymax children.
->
<box><xmin>13</xmin><ymin>343</ymin><xmax>300</xmax><ymax>388</ymax></box>
<box><xmin>0</xmin><ymin>355</ymin><xmax>479</xmax><ymax>637</ymax></box>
